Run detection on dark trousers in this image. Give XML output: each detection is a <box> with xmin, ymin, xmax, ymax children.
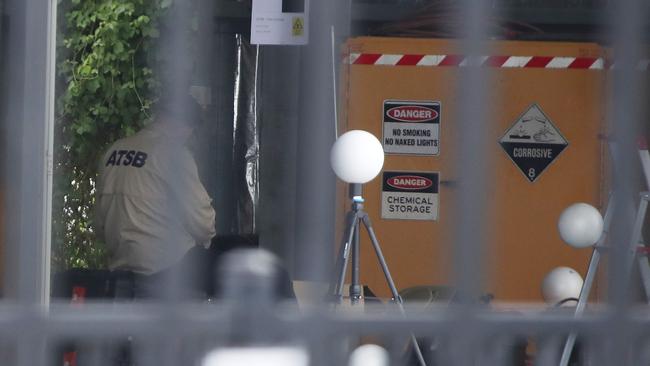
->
<box><xmin>111</xmin><ymin>235</ymin><xmax>294</xmax><ymax>301</ymax></box>
<box><xmin>111</xmin><ymin>247</ymin><xmax>213</xmax><ymax>301</ymax></box>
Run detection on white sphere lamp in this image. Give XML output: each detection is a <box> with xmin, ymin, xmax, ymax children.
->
<box><xmin>541</xmin><ymin>266</ymin><xmax>584</xmax><ymax>306</ymax></box>
<box><xmin>331</xmin><ymin>130</ymin><xmax>384</xmax><ymax>184</ymax></box>
<box><xmin>348</xmin><ymin>344</ymin><xmax>389</xmax><ymax>366</ymax></box>
<box><xmin>558</xmin><ymin>203</ymin><xmax>604</xmax><ymax>248</ymax></box>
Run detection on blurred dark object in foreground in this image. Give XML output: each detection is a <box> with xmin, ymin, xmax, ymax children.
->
<box><xmin>51</xmin><ymin>234</ymin><xmax>295</xmax><ymax>301</ymax></box>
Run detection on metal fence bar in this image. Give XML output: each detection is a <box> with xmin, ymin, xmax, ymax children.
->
<box><xmin>607</xmin><ymin>0</ymin><xmax>646</xmax><ymax>364</ymax></box>
<box><xmin>2</xmin><ymin>303</ymin><xmax>645</xmax><ymax>336</ymax></box>
<box><xmin>2</xmin><ymin>0</ymin><xmax>56</xmax><ymax>306</ymax></box>
<box><xmin>452</xmin><ymin>0</ymin><xmax>495</xmax><ymax>363</ymax></box>
<box><xmin>453</xmin><ymin>0</ymin><xmax>494</xmax><ymax>306</ymax></box>
<box><xmin>293</xmin><ymin>0</ymin><xmax>351</xmax><ymax>282</ymax></box>
<box><xmin>0</xmin><ymin>303</ymin><xmax>649</xmax><ymax>362</ymax></box>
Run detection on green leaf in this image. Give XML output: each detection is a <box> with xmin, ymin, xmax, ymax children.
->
<box><xmin>114</xmin><ymin>41</ymin><xmax>124</xmax><ymax>53</ymax></box>
<box><xmin>79</xmin><ymin>64</ymin><xmax>92</xmax><ymax>75</ymax></box>
<box><xmin>87</xmin><ymin>79</ymin><xmax>101</xmax><ymax>93</ymax></box>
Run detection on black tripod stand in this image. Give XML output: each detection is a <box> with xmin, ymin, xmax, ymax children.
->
<box><xmin>331</xmin><ymin>184</ymin><xmax>427</xmax><ymax>366</ymax></box>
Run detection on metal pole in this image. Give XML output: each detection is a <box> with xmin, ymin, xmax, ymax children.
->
<box><xmin>350</xmin><ymin>204</ymin><xmax>362</xmax><ymax>304</ymax></box>
<box><xmin>607</xmin><ymin>0</ymin><xmax>644</xmax><ymax>364</ymax></box>
<box><xmin>2</xmin><ymin>0</ymin><xmax>56</xmax><ymax>305</ymax></box>
<box><xmin>294</xmin><ymin>0</ymin><xmax>350</xmax><ymax>283</ymax></box>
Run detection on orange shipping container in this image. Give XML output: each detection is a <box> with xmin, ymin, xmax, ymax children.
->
<box><xmin>339</xmin><ymin>37</ymin><xmax>606</xmax><ymax>302</ymax></box>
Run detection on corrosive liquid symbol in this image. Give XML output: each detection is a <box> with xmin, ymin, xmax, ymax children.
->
<box><xmin>498</xmin><ymin>104</ymin><xmax>568</xmax><ymax>183</ymax></box>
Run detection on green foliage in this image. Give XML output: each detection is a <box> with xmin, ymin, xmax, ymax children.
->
<box><xmin>53</xmin><ymin>0</ymin><xmax>172</xmax><ymax>270</ymax></box>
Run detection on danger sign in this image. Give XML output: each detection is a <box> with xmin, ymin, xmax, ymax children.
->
<box><xmin>381</xmin><ymin>171</ymin><xmax>439</xmax><ymax>221</ymax></box>
<box><xmin>382</xmin><ymin>100</ymin><xmax>440</xmax><ymax>155</ymax></box>
<box><xmin>499</xmin><ymin>104</ymin><xmax>568</xmax><ymax>182</ymax></box>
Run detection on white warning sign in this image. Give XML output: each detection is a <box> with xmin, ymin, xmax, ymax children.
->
<box><xmin>382</xmin><ymin>100</ymin><xmax>440</xmax><ymax>155</ymax></box>
<box><xmin>499</xmin><ymin>104</ymin><xmax>568</xmax><ymax>182</ymax></box>
<box><xmin>251</xmin><ymin>0</ymin><xmax>309</xmax><ymax>45</ymax></box>
<box><xmin>381</xmin><ymin>171</ymin><xmax>439</xmax><ymax>221</ymax></box>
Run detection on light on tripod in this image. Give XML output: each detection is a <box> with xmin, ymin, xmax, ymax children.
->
<box><xmin>541</xmin><ymin>266</ymin><xmax>584</xmax><ymax>306</ymax></box>
<box><xmin>329</xmin><ymin>130</ymin><xmax>427</xmax><ymax>366</ymax></box>
<box><xmin>558</xmin><ymin>203</ymin><xmax>604</xmax><ymax>249</ymax></box>
<box><xmin>330</xmin><ymin>130</ymin><xmax>384</xmax><ymax>184</ymax></box>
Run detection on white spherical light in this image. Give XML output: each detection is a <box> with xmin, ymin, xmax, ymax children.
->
<box><xmin>331</xmin><ymin>130</ymin><xmax>384</xmax><ymax>184</ymax></box>
<box><xmin>541</xmin><ymin>266</ymin><xmax>584</xmax><ymax>305</ymax></box>
<box><xmin>558</xmin><ymin>203</ymin><xmax>604</xmax><ymax>248</ymax></box>
<box><xmin>349</xmin><ymin>344</ymin><xmax>389</xmax><ymax>366</ymax></box>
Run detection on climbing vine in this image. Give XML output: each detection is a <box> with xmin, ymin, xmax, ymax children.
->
<box><xmin>53</xmin><ymin>0</ymin><xmax>172</xmax><ymax>270</ymax></box>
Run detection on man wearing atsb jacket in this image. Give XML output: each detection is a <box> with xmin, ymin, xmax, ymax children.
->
<box><xmin>95</xmin><ymin>94</ymin><xmax>216</xmax><ymax>299</ymax></box>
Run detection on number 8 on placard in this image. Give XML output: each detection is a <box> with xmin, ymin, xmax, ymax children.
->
<box><xmin>528</xmin><ymin>168</ymin><xmax>536</xmax><ymax>179</ymax></box>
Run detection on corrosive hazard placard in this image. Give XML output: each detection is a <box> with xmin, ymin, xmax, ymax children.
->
<box><xmin>381</xmin><ymin>171</ymin><xmax>439</xmax><ymax>221</ymax></box>
<box><xmin>499</xmin><ymin>104</ymin><xmax>568</xmax><ymax>182</ymax></box>
<box><xmin>382</xmin><ymin>100</ymin><xmax>440</xmax><ymax>155</ymax></box>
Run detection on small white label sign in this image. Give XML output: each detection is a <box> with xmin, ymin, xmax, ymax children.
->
<box><xmin>251</xmin><ymin>0</ymin><xmax>309</xmax><ymax>46</ymax></box>
<box><xmin>381</xmin><ymin>171</ymin><xmax>439</xmax><ymax>221</ymax></box>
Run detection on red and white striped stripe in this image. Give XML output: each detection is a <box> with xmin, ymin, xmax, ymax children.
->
<box><xmin>344</xmin><ymin>53</ymin><xmax>610</xmax><ymax>70</ymax></box>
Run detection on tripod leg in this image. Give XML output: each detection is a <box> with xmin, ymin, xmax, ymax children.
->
<box><xmin>360</xmin><ymin>213</ymin><xmax>427</xmax><ymax>366</ymax></box>
<box><xmin>333</xmin><ymin>214</ymin><xmax>359</xmax><ymax>299</ymax></box>
<box><xmin>350</xmin><ymin>212</ymin><xmax>362</xmax><ymax>304</ymax></box>
<box><xmin>330</xmin><ymin>211</ymin><xmax>355</xmax><ymax>296</ymax></box>
<box><xmin>361</xmin><ymin>214</ymin><xmax>402</xmax><ymax>300</ymax></box>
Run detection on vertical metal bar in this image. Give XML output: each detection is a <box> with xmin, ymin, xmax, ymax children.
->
<box><xmin>388</xmin><ymin>335</ymin><xmax>406</xmax><ymax>366</ymax></box>
<box><xmin>583</xmin><ymin>336</ymin><xmax>608</xmax><ymax>366</ymax></box>
<box><xmin>331</xmin><ymin>25</ymin><xmax>339</xmax><ymax>139</ymax></box>
<box><xmin>157</xmin><ymin>0</ymin><xmax>195</xmax><ymax>303</ymax></box>
<box><xmin>17</xmin><ymin>337</ymin><xmax>47</xmax><ymax>366</ymax></box>
<box><xmin>608</xmin><ymin>0</ymin><xmax>644</xmax><ymax>305</ymax></box>
<box><xmin>490</xmin><ymin>335</ymin><xmax>519</xmax><ymax>366</ymax></box>
<box><xmin>2</xmin><ymin>0</ymin><xmax>56</xmax><ymax>305</ymax></box>
<box><xmin>607</xmin><ymin>0</ymin><xmax>645</xmax><ymax>364</ymax></box>
<box><xmin>451</xmin><ymin>0</ymin><xmax>493</xmax><ymax>363</ymax></box>
<box><xmin>15</xmin><ymin>313</ymin><xmax>47</xmax><ymax>366</ymax></box>
<box><xmin>134</xmin><ymin>339</ymin><xmax>158</xmax><ymax>366</ymax></box>
<box><xmin>636</xmin><ymin>337</ymin><xmax>650</xmax><ymax>364</ymax></box>
<box><xmin>76</xmin><ymin>341</ymin><xmax>104</xmax><ymax>366</ymax></box>
<box><xmin>534</xmin><ymin>335</ymin><xmax>562</xmax><ymax>366</ymax></box>
<box><xmin>294</xmin><ymin>0</ymin><xmax>350</xmax><ymax>283</ymax></box>
<box><xmin>452</xmin><ymin>0</ymin><xmax>493</xmax><ymax>302</ymax></box>
<box><xmin>434</xmin><ymin>336</ymin><xmax>453</xmax><ymax>366</ymax></box>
